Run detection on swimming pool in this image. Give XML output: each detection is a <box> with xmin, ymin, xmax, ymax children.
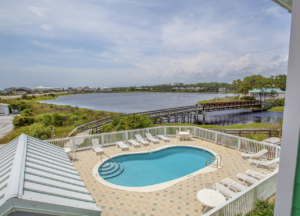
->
<box><xmin>98</xmin><ymin>146</ymin><xmax>215</xmax><ymax>187</ymax></box>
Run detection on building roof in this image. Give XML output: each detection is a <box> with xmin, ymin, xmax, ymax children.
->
<box><xmin>0</xmin><ymin>134</ymin><xmax>101</xmax><ymax>216</ymax></box>
<box><xmin>272</xmin><ymin>0</ymin><xmax>292</xmax><ymax>12</ymax></box>
<box><xmin>249</xmin><ymin>88</ymin><xmax>285</xmax><ymax>93</ymax></box>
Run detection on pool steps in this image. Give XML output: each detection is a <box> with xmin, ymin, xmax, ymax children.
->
<box><xmin>99</xmin><ymin>162</ymin><xmax>124</xmax><ymax>179</ymax></box>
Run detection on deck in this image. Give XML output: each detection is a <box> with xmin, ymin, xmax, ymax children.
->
<box><xmin>72</xmin><ymin>137</ymin><xmax>270</xmax><ymax>216</ymax></box>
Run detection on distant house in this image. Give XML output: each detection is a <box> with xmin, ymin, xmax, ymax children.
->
<box><xmin>0</xmin><ymin>90</ymin><xmax>9</xmax><ymax>95</ymax></box>
<box><xmin>77</xmin><ymin>87</ymin><xmax>82</xmax><ymax>91</ymax></box>
<box><xmin>248</xmin><ymin>88</ymin><xmax>285</xmax><ymax>101</ymax></box>
<box><xmin>172</xmin><ymin>87</ymin><xmax>178</xmax><ymax>90</ymax></box>
<box><xmin>219</xmin><ymin>88</ymin><xmax>227</xmax><ymax>93</ymax></box>
<box><xmin>179</xmin><ymin>87</ymin><xmax>185</xmax><ymax>91</ymax></box>
<box><xmin>186</xmin><ymin>87</ymin><xmax>194</xmax><ymax>91</ymax></box>
<box><xmin>83</xmin><ymin>86</ymin><xmax>92</xmax><ymax>92</ymax></box>
<box><xmin>34</xmin><ymin>86</ymin><xmax>60</xmax><ymax>92</ymax></box>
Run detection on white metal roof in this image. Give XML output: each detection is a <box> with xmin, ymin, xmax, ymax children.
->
<box><xmin>0</xmin><ymin>134</ymin><xmax>101</xmax><ymax>216</ymax></box>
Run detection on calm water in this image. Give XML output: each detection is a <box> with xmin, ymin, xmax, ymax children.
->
<box><xmin>40</xmin><ymin>93</ymin><xmax>232</xmax><ymax>113</ymax></box>
<box><xmin>100</xmin><ymin>146</ymin><xmax>214</xmax><ymax>187</ymax></box>
<box><xmin>40</xmin><ymin>92</ymin><xmax>283</xmax><ymax>125</ymax></box>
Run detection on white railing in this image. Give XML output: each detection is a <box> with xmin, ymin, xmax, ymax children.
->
<box><xmin>45</xmin><ymin>125</ymin><xmax>280</xmax><ymax>214</ymax></box>
<box><xmin>203</xmin><ymin>170</ymin><xmax>278</xmax><ymax>216</ymax></box>
<box><xmin>45</xmin><ymin>126</ymin><xmax>281</xmax><ymax>159</ymax></box>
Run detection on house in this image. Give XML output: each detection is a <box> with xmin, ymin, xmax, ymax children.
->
<box><xmin>179</xmin><ymin>87</ymin><xmax>185</xmax><ymax>91</ymax></box>
<box><xmin>34</xmin><ymin>86</ymin><xmax>60</xmax><ymax>92</ymax></box>
<box><xmin>5</xmin><ymin>87</ymin><xmax>34</xmax><ymax>95</ymax></box>
<box><xmin>218</xmin><ymin>88</ymin><xmax>227</xmax><ymax>93</ymax></box>
<box><xmin>83</xmin><ymin>86</ymin><xmax>92</xmax><ymax>92</ymax></box>
<box><xmin>186</xmin><ymin>87</ymin><xmax>194</xmax><ymax>91</ymax></box>
<box><xmin>248</xmin><ymin>88</ymin><xmax>285</xmax><ymax>101</ymax></box>
<box><xmin>77</xmin><ymin>86</ymin><xmax>83</xmax><ymax>91</ymax></box>
<box><xmin>0</xmin><ymin>90</ymin><xmax>9</xmax><ymax>95</ymax></box>
<box><xmin>172</xmin><ymin>87</ymin><xmax>178</xmax><ymax>90</ymax></box>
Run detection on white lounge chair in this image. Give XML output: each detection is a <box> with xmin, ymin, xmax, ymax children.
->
<box><xmin>116</xmin><ymin>141</ymin><xmax>129</xmax><ymax>150</ymax></box>
<box><xmin>135</xmin><ymin>134</ymin><xmax>150</xmax><ymax>145</ymax></box>
<box><xmin>245</xmin><ymin>169</ymin><xmax>268</xmax><ymax>180</ymax></box>
<box><xmin>236</xmin><ymin>173</ymin><xmax>258</xmax><ymax>185</ymax></box>
<box><xmin>249</xmin><ymin>158</ymin><xmax>279</xmax><ymax>170</ymax></box>
<box><xmin>156</xmin><ymin>135</ymin><xmax>170</xmax><ymax>142</ymax></box>
<box><xmin>241</xmin><ymin>149</ymin><xmax>268</xmax><ymax>160</ymax></box>
<box><xmin>92</xmin><ymin>139</ymin><xmax>104</xmax><ymax>155</ymax></box>
<box><xmin>145</xmin><ymin>133</ymin><xmax>159</xmax><ymax>143</ymax></box>
<box><xmin>128</xmin><ymin>139</ymin><xmax>141</xmax><ymax>147</ymax></box>
<box><xmin>221</xmin><ymin>178</ymin><xmax>247</xmax><ymax>192</ymax></box>
<box><xmin>215</xmin><ymin>183</ymin><xmax>237</xmax><ymax>199</ymax></box>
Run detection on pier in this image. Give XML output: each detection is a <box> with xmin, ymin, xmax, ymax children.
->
<box><xmin>72</xmin><ymin>100</ymin><xmax>274</xmax><ymax>136</ymax></box>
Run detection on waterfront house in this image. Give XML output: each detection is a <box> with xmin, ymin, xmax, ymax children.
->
<box><xmin>179</xmin><ymin>87</ymin><xmax>185</xmax><ymax>91</ymax></box>
<box><xmin>186</xmin><ymin>87</ymin><xmax>194</xmax><ymax>91</ymax></box>
<box><xmin>77</xmin><ymin>86</ymin><xmax>83</xmax><ymax>91</ymax></box>
<box><xmin>218</xmin><ymin>88</ymin><xmax>227</xmax><ymax>93</ymax></box>
<box><xmin>248</xmin><ymin>88</ymin><xmax>285</xmax><ymax>101</ymax></box>
<box><xmin>172</xmin><ymin>87</ymin><xmax>179</xmax><ymax>90</ymax></box>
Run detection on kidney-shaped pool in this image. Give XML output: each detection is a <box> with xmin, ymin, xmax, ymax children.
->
<box><xmin>98</xmin><ymin>146</ymin><xmax>215</xmax><ymax>187</ymax></box>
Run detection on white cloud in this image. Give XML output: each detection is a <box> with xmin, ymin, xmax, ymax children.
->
<box><xmin>28</xmin><ymin>6</ymin><xmax>46</xmax><ymax>17</ymax></box>
<box><xmin>264</xmin><ymin>6</ymin><xmax>281</xmax><ymax>17</ymax></box>
<box><xmin>40</xmin><ymin>24</ymin><xmax>53</xmax><ymax>31</ymax></box>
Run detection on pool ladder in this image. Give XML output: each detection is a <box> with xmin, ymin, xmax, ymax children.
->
<box><xmin>99</xmin><ymin>153</ymin><xmax>124</xmax><ymax>179</ymax></box>
<box><xmin>206</xmin><ymin>155</ymin><xmax>222</xmax><ymax>168</ymax></box>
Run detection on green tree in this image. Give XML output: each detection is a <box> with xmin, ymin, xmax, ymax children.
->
<box><xmin>21</xmin><ymin>94</ymin><xmax>27</xmax><ymax>99</ymax></box>
<box><xmin>35</xmin><ymin>113</ymin><xmax>53</xmax><ymax>126</ymax></box>
<box><xmin>29</xmin><ymin>123</ymin><xmax>51</xmax><ymax>139</ymax></box>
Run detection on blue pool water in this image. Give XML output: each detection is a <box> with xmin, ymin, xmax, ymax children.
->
<box><xmin>99</xmin><ymin>146</ymin><xmax>214</xmax><ymax>187</ymax></box>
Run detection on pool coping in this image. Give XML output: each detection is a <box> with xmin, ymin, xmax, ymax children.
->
<box><xmin>92</xmin><ymin>144</ymin><xmax>221</xmax><ymax>192</ymax></box>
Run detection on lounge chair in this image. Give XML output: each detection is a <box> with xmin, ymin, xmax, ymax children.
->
<box><xmin>241</xmin><ymin>149</ymin><xmax>268</xmax><ymax>160</ymax></box>
<box><xmin>215</xmin><ymin>183</ymin><xmax>238</xmax><ymax>199</ymax></box>
<box><xmin>156</xmin><ymin>135</ymin><xmax>170</xmax><ymax>142</ymax></box>
<box><xmin>92</xmin><ymin>139</ymin><xmax>104</xmax><ymax>155</ymax></box>
<box><xmin>249</xmin><ymin>158</ymin><xmax>279</xmax><ymax>170</ymax></box>
<box><xmin>221</xmin><ymin>178</ymin><xmax>247</xmax><ymax>192</ymax></box>
<box><xmin>145</xmin><ymin>133</ymin><xmax>159</xmax><ymax>143</ymax></box>
<box><xmin>135</xmin><ymin>134</ymin><xmax>150</xmax><ymax>145</ymax></box>
<box><xmin>236</xmin><ymin>173</ymin><xmax>258</xmax><ymax>185</ymax></box>
<box><xmin>128</xmin><ymin>139</ymin><xmax>141</xmax><ymax>147</ymax></box>
<box><xmin>116</xmin><ymin>141</ymin><xmax>129</xmax><ymax>150</ymax></box>
<box><xmin>245</xmin><ymin>169</ymin><xmax>268</xmax><ymax>180</ymax></box>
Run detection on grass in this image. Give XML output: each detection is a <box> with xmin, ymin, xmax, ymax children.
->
<box><xmin>268</xmin><ymin>106</ymin><xmax>284</xmax><ymax>112</ymax></box>
<box><xmin>0</xmin><ymin>94</ymin><xmax>120</xmax><ymax>144</ymax></box>
<box><xmin>197</xmin><ymin>96</ymin><xmax>239</xmax><ymax>104</ymax></box>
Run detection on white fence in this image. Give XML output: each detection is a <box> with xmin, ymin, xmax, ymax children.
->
<box><xmin>203</xmin><ymin>170</ymin><xmax>278</xmax><ymax>216</ymax></box>
<box><xmin>45</xmin><ymin>126</ymin><xmax>280</xmax><ymax>215</ymax></box>
<box><xmin>46</xmin><ymin>126</ymin><xmax>281</xmax><ymax>159</ymax></box>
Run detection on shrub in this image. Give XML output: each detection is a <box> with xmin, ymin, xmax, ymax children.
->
<box><xmin>111</xmin><ymin>117</ymin><xmax>121</xmax><ymax>126</ymax></box>
<box><xmin>20</xmin><ymin>108</ymin><xmax>34</xmax><ymax>116</ymax></box>
<box><xmin>125</xmin><ymin>113</ymin><xmax>153</xmax><ymax>130</ymax></box>
<box><xmin>53</xmin><ymin>113</ymin><xmax>66</xmax><ymax>126</ymax></box>
<box><xmin>21</xmin><ymin>94</ymin><xmax>27</xmax><ymax>99</ymax></box>
<box><xmin>29</xmin><ymin>123</ymin><xmax>51</xmax><ymax>139</ymax></box>
<box><xmin>35</xmin><ymin>113</ymin><xmax>53</xmax><ymax>126</ymax></box>
<box><xmin>245</xmin><ymin>200</ymin><xmax>275</xmax><ymax>216</ymax></box>
<box><xmin>49</xmin><ymin>93</ymin><xmax>55</xmax><ymax>98</ymax></box>
<box><xmin>70</xmin><ymin>115</ymin><xmax>79</xmax><ymax>121</ymax></box>
<box><xmin>101</xmin><ymin>123</ymin><xmax>113</xmax><ymax>132</ymax></box>
<box><xmin>273</xmin><ymin>98</ymin><xmax>285</xmax><ymax>106</ymax></box>
<box><xmin>9</xmin><ymin>101</ymin><xmax>32</xmax><ymax>111</ymax></box>
<box><xmin>81</xmin><ymin>114</ymin><xmax>88</xmax><ymax>120</ymax></box>
<box><xmin>32</xmin><ymin>95</ymin><xmax>36</xmax><ymax>99</ymax></box>
<box><xmin>241</xmin><ymin>96</ymin><xmax>256</xmax><ymax>101</ymax></box>
<box><xmin>13</xmin><ymin>116</ymin><xmax>35</xmax><ymax>127</ymax></box>
<box><xmin>74</xmin><ymin>120</ymin><xmax>86</xmax><ymax>127</ymax></box>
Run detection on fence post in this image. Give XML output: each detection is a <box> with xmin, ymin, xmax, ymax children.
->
<box><xmin>164</xmin><ymin>127</ymin><xmax>166</xmax><ymax>136</ymax></box>
<box><xmin>125</xmin><ymin>131</ymin><xmax>128</xmax><ymax>141</ymax></box>
<box><xmin>179</xmin><ymin>126</ymin><xmax>181</xmax><ymax>132</ymax></box>
<box><xmin>238</xmin><ymin>137</ymin><xmax>241</xmax><ymax>150</ymax></box>
<box><xmin>215</xmin><ymin>132</ymin><xmax>218</xmax><ymax>144</ymax></box>
<box><xmin>275</xmin><ymin>146</ymin><xmax>278</xmax><ymax>158</ymax></box>
<box><xmin>72</xmin><ymin>138</ymin><xmax>75</xmax><ymax>150</ymax></box>
<box><xmin>101</xmin><ymin>134</ymin><xmax>104</xmax><ymax>146</ymax></box>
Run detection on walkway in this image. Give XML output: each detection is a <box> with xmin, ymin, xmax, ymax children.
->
<box><xmin>72</xmin><ymin>137</ymin><xmax>270</xmax><ymax>216</ymax></box>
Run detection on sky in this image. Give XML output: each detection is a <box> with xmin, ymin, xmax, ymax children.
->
<box><xmin>0</xmin><ymin>0</ymin><xmax>292</xmax><ymax>89</ymax></box>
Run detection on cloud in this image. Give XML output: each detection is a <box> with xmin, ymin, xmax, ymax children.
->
<box><xmin>40</xmin><ymin>24</ymin><xmax>53</xmax><ymax>31</ymax></box>
<box><xmin>28</xmin><ymin>6</ymin><xmax>46</xmax><ymax>17</ymax></box>
<box><xmin>264</xmin><ymin>6</ymin><xmax>281</xmax><ymax>17</ymax></box>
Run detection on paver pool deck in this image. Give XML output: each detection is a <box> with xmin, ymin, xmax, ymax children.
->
<box><xmin>72</xmin><ymin>137</ymin><xmax>273</xmax><ymax>216</ymax></box>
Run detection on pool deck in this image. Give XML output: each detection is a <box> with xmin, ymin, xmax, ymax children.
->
<box><xmin>72</xmin><ymin>137</ymin><xmax>272</xmax><ymax>216</ymax></box>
